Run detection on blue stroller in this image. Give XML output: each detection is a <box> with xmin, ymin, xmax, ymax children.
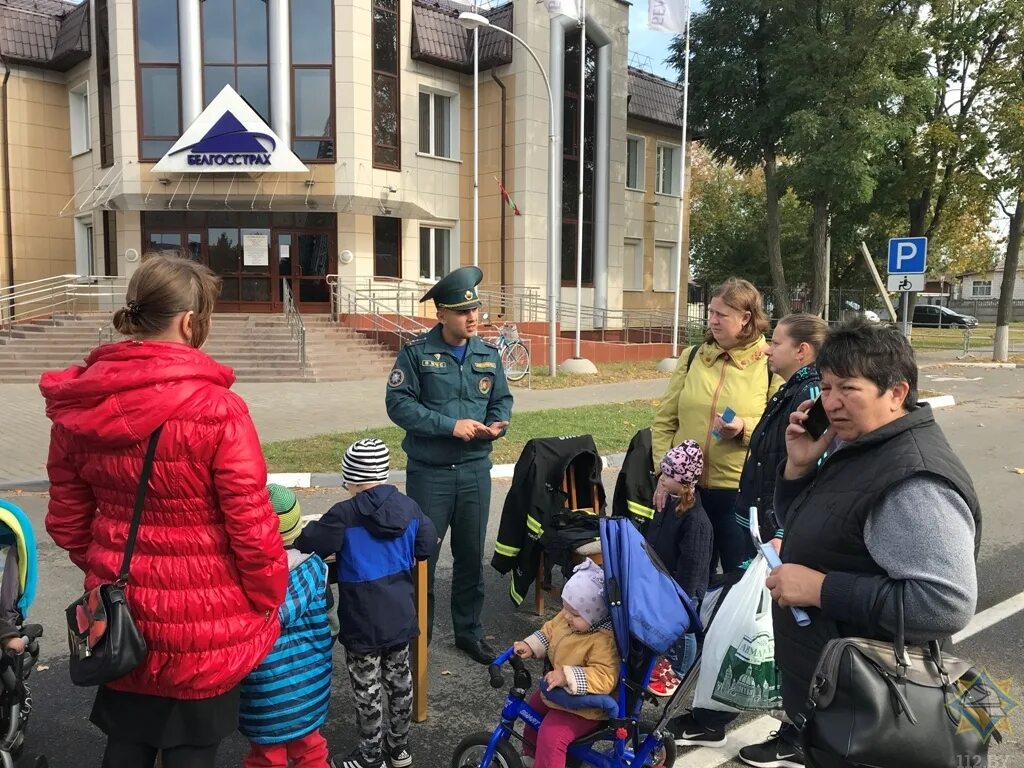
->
<box><xmin>0</xmin><ymin>501</ymin><xmax>45</xmax><ymax>768</ymax></box>
<box><xmin>451</xmin><ymin>518</ymin><xmax>701</xmax><ymax>768</ymax></box>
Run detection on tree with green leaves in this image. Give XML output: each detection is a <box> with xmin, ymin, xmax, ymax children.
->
<box><xmin>672</xmin><ymin>0</ymin><xmax>795</xmax><ymax>315</ymax></box>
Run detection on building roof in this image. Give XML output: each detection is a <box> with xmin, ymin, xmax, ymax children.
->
<box><xmin>627</xmin><ymin>67</ymin><xmax>683</xmax><ymax>129</ymax></box>
<box><xmin>411</xmin><ymin>0</ymin><xmax>513</xmax><ymax>74</ymax></box>
<box><xmin>0</xmin><ymin>0</ymin><xmax>89</xmax><ymax>71</ymax></box>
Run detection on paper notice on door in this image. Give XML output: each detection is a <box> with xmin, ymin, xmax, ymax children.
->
<box><xmin>242</xmin><ymin>233</ymin><xmax>269</xmax><ymax>266</ymax></box>
<box><xmin>279</xmin><ymin>244</ymin><xmax>290</xmax><ymax>262</ymax></box>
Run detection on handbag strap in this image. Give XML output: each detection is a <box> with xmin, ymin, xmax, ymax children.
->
<box><xmin>117</xmin><ymin>426</ymin><xmax>163</xmax><ymax>585</ymax></box>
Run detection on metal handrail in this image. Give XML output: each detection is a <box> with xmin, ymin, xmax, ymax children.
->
<box><xmin>281</xmin><ymin>279</ymin><xmax>307</xmax><ymax>372</ymax></box>
<box><xmin>1</xmin><ymin>274</ymin><xmax>128</xmax><ymax>337</ymax></box>
<box><xmin>330</xmin><ymin>280</ymin><xmax>432</xmax><ymax>351</ymax></box>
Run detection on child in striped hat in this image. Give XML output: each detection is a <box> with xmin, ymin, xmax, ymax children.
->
<box><xmin>238</xmin><ymin>484</ymin><xmax>335</xmax><ymax>767</ymax></box>
<box><xmin>295</xmin><ymin>439</ymin><xmax>439</xmax><ymax>768</ymax></box>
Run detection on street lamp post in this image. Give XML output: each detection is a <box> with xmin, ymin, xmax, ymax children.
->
<box><xmin>458</xmin><ymin>12</ymin><xmax>560</xmax><ymax>376</ymax></box>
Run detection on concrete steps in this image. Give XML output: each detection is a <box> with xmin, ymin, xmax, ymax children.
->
<box><xmin>0</xmin><ymin>312</ymin><xmax>394</xmax><ymax>383</ymax></box>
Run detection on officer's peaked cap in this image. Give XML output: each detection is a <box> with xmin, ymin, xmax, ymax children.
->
<box><xmin>419</xmin><ymin>266</ymin><xmax>483</xmax><ymax>310</ymax></box>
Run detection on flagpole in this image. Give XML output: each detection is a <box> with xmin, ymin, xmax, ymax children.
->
<box><xmin>574</xmin><ymin>0</ymin><xmax>585</xmax><ymax>359</ymax></box>
<box><xmin>670</xmin><ymin>0</ymin><xmax>692</xmax><ymax>359</ymax></box>
<box><xmin>473</xmin><ymin>2</ymin><xmax>480</xmax><ymax>268</ymax></box>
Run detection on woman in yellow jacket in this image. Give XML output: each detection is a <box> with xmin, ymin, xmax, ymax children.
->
<box><xmin>652</xmin><ymin>278</ymin><xmax>781</xmax><ymax>575</ymax></box>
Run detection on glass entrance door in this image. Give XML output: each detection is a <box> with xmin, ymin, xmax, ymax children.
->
<box><xmin>276</xmin><ymin>231</ymin><xmax>335</xmax><ymax>312</ymax></box>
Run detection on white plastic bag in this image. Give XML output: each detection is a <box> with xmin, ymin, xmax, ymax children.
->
<box><xmin>692</xmin><ymin>554</ymin><xmax>782</xmax><ymax>713</ymax></box>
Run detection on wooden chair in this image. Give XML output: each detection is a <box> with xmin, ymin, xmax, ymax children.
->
<box><xmin>535</xmin><ymin>464</ymin><xmax>602</xmax><ymax>615</ymax></box>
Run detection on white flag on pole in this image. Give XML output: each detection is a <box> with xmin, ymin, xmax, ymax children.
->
<box><xmin>541</xmin><ymin>0</ymin><xmax>579</xmax><ymax>20</ymax></box>
<box><xmin>648</xmin><ymin>0</ymin><xmax>688</xmax><ymax>33</ymax></box>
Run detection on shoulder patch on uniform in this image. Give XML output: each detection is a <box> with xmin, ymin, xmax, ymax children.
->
<box><xmin>404</xmin><ymin>335</ymin><xmax>428</xmax><ymax>348</ymax></box>
<box><xmin>388</xmin><ymin>368</ymin><xmax>405</xmax><ymax>387</ymax></box>
<box><xmin>481</xmin><ymin>338</ymin><xmax>500</xmax><ymax>350</ymax></box>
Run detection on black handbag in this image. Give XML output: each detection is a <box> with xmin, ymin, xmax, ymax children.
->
<box><xmin>65</xmin><ymin>426</ymin><xmax>162</xmax><ymax>687</ymax></box>
<box><xmin>794</xmin><ymin>583</ymin><xmax>1000</xmax><ymax>768</ymax></box>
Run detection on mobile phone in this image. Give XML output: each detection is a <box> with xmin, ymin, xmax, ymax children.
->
<box><xmin>803</xmin><ymin>395</ymin><xmax>830</xmax><ymax>441</ymax></box>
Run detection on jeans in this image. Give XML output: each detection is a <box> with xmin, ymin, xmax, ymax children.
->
<box><xmin>665</xmin><ymin>633</ymin><xmax>698</xmax><ymax>677</ymax></box>
<box><xmin>699</xmin><ymin>487</ymin><xmax>753</xmax><ymax>576</ymax></box>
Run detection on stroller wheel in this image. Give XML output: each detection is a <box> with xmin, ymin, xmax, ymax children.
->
<box><xmin>451</xmin><ymin>732</ymin><xmax>523</xmax><ymax>768</ymax></box>
<box><xmin>637</xmin><ymin>721</ymin><xmax>676</xmax><ymax>768</ymax></box>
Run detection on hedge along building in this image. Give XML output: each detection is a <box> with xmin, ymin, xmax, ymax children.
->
<box><xmin>3</xmin><ymin>0</ymin><xmax>689</xmax><ymax>327</ymax></box>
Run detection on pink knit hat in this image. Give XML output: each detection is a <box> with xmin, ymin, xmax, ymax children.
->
<box><xmin>660</xmin><ymin>440</ymin><xmax>704</xmax><ymax>487</ymax></box>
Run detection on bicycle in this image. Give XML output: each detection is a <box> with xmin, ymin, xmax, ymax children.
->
<box><xmin>486</xmin><ymin>322</ymin><xmax>530</xmax><ymax>382</ymax></box>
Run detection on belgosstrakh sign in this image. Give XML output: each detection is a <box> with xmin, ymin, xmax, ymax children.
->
<box><xmin>153</xmin><ymin>85</ymin><xmax>307</xmax><ymax>174</ymax></box>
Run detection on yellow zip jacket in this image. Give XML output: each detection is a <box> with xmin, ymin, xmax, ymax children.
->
<box><xmin>652</xmin><ymin>337</ymin><xmax>781</xmax><ymax>490</ymax></box>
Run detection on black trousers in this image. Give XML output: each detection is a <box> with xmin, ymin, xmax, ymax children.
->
<box><xmin>100</xmin><ymin>739</ymin><xmax>220</xmax><ymax>768</ymax></box>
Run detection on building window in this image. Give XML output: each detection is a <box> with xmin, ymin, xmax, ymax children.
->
<box><xmin>372</xmin><ymin>0</ymin><xmax>400</xmax><ymax>169</ymax></box>
<box><xmin>656</xmin><ymin>143</ymin><xmax>681</xmax><ymax>196</ymax></box>
<box><xmin>374</xmin><ymin>216</ymin><xmax>402</xmax><ymax>277</ymax></box>
<box><xmin>971</xmin><ymin>280</ymin><xmax>992</xmax><ymax>297</ymax></box>
<box><xmin>626</xmin><ymin>136</ymin><xmax>645</xmax><ymax>190</ymax></box>
<box><xmin>291</xmin><ymin>0</ymin><xmax>334</xmax><ymax>161</ymax></box>
<box><xmin>419</xmin><ymin>92</ymin><xmax>453</xmax><ymax>158</ymax></box>
<box><xmin>102</xmin><ymin>211</ymin><xmax>117</xmax><ymax>276</ymax></box>
<box><xmin>74</xmin><ymin>216</ymin><xmax>94</xmax><ymax>276</ymax></box>
<box><xmin>653</xmin><ymin>241</ymin><xmax>678</xmax><ymax>292</ymax></box>
<box><xmin>623</xmin><ymin>239</ymin><xmax>643</xmax><ymax>291</ymax></box>
<box><xmin>419</xmin><ymin>226</ymin><xmax>451</xmax><ymax>280</ymax></box>
<box><xmin>136</xmin><ymin>0</ymin><xmax>181</xmax><ymax>159</ymax></box>
<box><xmin>202</xmin><ymin>0</ymin><xmax>270</xmax><ymax>122</ymax></box>
<box><xmin>96</xmin><ymin>0</ymin><xmax>114</xmax><ymax>167</ymax></box>
<box><xmin>69</xmin><ymin>82</ymin><xmax>91</xmax><ymax>156</ymax></box>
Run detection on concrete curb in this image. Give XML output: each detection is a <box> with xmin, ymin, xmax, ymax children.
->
<box><xmin>921</xmin><ymin>361</ymin><xmax>1023</xmax><ymax>370</ymax></box>
<box><xmin>0</xmin><ymin>396</ymin><xmax>958</xmax><ymax>492</ymax></box>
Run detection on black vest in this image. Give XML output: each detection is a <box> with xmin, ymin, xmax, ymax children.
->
<box><xmin>773</xmin><ymin>404</ymin><xmax>981</xmax><ymax>717</ymax></box>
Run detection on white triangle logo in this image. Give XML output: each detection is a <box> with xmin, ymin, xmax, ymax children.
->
<box><xmin>152</xmin><ymin>85</ymin><xmax>308</xmax><ymax>174</ymax></box>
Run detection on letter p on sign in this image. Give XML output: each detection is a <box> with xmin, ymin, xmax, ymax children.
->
<box><xmin>887</xmin><ymin>237</ymin><xmax>927</xmax><ymax>275</ymax></box>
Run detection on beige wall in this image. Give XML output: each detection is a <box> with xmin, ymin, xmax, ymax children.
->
<box><xmin>0</xmin><ymin>67</ymin><xmax>75</xmax><ymax>289</ymax></box>
<box><xmin>621</xmin><ymin>119</ymin><xmax>689</xmax><ymax>315</ymax></box>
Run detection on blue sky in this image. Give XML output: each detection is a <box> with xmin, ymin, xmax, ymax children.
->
<box><xmin>626</xmin><ymin>0</ymin><xmax>693</xmax><ymax>81</ymax></box>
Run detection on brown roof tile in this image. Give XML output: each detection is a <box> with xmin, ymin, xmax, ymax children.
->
<box><xmin>627</xmin><ymin>66</ymin><xmax>684</xmax><ymax>129</ymax></box>
<box><xmin>411</xmin><ymin>0</ymin><xmax>513</xmax><ymax>74</ymax></box>
<box><xmin>0</xmin><ymin>0</ymin><xmax>89</xmax><ymax>70</ymax></box>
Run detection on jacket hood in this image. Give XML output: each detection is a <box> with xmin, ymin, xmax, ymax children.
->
<box><xmin>352</xmin><ymin>485</ymin><xmax>406</xmax><ymax>539</ymax></box>
<box><xmin>39</xmin><ymin>340</ymin><xmax>235</xmax><ymax>446</ymax></box>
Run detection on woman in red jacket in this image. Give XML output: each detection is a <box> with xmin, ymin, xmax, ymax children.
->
<box><xmin>41</xmin><ymin>253</ymin><xmax>289</xmax><ymax>768</ymax></box>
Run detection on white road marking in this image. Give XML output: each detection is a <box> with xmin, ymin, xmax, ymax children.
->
<box><xmin>681</xmin><ymin>589</ymin><xmax>1024</xmax><ymax>767</ymax></box>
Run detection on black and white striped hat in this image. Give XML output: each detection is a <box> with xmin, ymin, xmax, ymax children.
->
<box><xmin>343</xmin><ymin>438</ymin><xmax>390</xmax><ymax>485</ymax></box>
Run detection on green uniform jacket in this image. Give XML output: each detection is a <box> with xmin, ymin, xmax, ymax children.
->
<box><xmin>385</xmin><ymin>324</ymin><xmax>514</xmax><ymax>467</ymax></box>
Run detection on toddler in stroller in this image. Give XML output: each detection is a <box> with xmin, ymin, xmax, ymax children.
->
<box><xmin>452</xmin><ymin>518</ymin><xmax>700</xmax><ymax>768</ymax></box>
<box><xmin>0</xmin><ymin>501</ymin><xmax>45</xmax><ymax>768</ymax></box>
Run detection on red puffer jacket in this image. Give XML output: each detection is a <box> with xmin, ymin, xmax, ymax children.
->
<box><xmin>40</xmin><ymin>340</ymin><xmax>288</xmax><ymax>700</ymax></box>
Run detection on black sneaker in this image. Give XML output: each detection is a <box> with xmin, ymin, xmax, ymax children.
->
<box><xmin>738</xmin><ymin>728</ymin><xmax>805</xmax><ymax>768</ymax></box>
<box><xmin>669</xmin><ymin>713</ymin><xmax>727</xmax><ymax>748</ymax></box>
<box><xmin>386</xmin><ymin>745</ymin><xmax>412</xmax><ymax>768</ymax></box>
<box><xmin>338</xmin><ymin>750</ymin><xmax>385</xmax><ymax>768</ymax></box>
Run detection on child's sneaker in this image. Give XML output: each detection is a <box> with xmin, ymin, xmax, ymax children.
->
<box><xmin>387</xmin><ymin>745</ymin><xmax>413</xmax><ymax>768</ymax></box>
<box><xmin>646</xmin><ymin>658</ymin><xmax>680</xmax><ymax>697</ymax></box>
<box><xmin>338</xmin><ymin>750</ymin><xmax>385</xmax><ymax>768</ymax></box>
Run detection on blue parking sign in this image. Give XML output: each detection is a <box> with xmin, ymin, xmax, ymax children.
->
<box><xmin>888</xmin><ymin>237</ymin><xmax>927</xmax><ymax>274</ymax></box>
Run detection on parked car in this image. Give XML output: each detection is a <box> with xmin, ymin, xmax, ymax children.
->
<box><xmin>843</xmin><ymin>300</ymin><xmax>881</xmax><ymax>323</ymax></box>
<box><xmin>911</xmin><ymin>304</ymin><xmax>978</xmax><ymax>328</ymax></box>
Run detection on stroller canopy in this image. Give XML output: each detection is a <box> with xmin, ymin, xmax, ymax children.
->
<box><xmin>600</xmin><ymin>517</ymin><xmax>700</xmax><ymax>658</ymax></box>
<box><xmin>0</xmin><ymin>500</ymin><xmax>38</xmax><ymax>619</ymax></box>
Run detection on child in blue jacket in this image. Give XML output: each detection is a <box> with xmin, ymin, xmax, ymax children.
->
<box><xmin>239</xmin><ymin>484</ymin><xmax>334</xmax><ymax>767</ymax></box>
<box><xmin>295</xmin><ymin>439</ymin><xmax>438</xmax><ymax>768</ymax></box>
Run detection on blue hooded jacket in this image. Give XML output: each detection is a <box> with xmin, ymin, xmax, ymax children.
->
<box><xmin>294</xmin><ymin>484</ymin><xmax>438</xmax><ymax>653</ymax></box>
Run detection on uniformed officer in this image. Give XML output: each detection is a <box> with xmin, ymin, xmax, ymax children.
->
<box><xmin>385</xmin><ymin>266</ymin><xmax>513</xmax><ymax>665</ymax></box>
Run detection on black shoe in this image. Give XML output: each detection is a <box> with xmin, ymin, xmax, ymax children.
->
<box><xmin>386</xmin><ymin>744</ymin><xmax>412</xmax><ymax>768</ymax></box>
<box><xmin>669</xmin><ymin>713</ymin><xmax>727</xmax><ymax>748</ymax></box>
<box><xmin>738</xmin><ymin>727</ymin><xmax>805</xmax><ymax>768</ymax></box>
<box><xmin>337</xmin><ymin>750</ymin><xmax>384</xmax><ymax>768</ymax></box>
<box><xmin>455</xmin><ymin>638</ymin><xmax>496</xmax><ymax>665</ymax></box>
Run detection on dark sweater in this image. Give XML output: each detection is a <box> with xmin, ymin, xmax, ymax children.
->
<box><xmin>644</xmin><ymin>494</ymin><xmax>714</xmax><ymax>600</ymax></box>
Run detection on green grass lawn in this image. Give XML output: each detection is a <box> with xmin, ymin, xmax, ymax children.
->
<box><xmin>263</xmin><ymin>400</ymin><xmax>658</xmax><ymax>473</ymax></box>
<box><xmin>909</xmin><ymin>325</ymin><xmax>1024</xmax><ymax>351</ymax></box>
<box><xmin>516</xmin><ymin>360</ymin><xmax>670</xmax><ymax>390</ymax></box>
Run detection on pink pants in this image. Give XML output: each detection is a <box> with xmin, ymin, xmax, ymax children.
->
<box><xmin>522</xmin><ymin>689</ymin><xmax>601</xmax><ymax>768</ymax></box>
<box><xmin>244</xmin><ymin>730</ymin><xmax>331</xmax><ymax>768</ymax></box>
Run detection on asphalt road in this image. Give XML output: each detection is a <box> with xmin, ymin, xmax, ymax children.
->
<box><xmin>5</xmin><ymin>366</ymin><xmax>1024</xmax><ymax>767</ymax></box>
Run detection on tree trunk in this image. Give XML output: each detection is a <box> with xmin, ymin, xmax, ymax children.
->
<box><xmin>809</xmin><ymin>192</ymin><xmax>829</xmax><ymax>316</ymax></box>
<box><xmin>994</xmin><ymin>193</ymin><xmax>1024</xmax><ymax>362</ymax></box>
<box><xmin>763</xmin><ymin>152</ymin><xmax>791</xmax><ymax>317</ymax></box>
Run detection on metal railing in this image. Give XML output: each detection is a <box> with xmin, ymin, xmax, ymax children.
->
<box><xmin>281</xmin><ymin>279</ymin><xmax>307</xmax><ymax>371</ymax></box>
<box><xmin>329</xmin><ymin>278</ymin><xmax>433</xmax><ymax>351</ymax></box>
<box><xmin>1</xmin><ymin>274</ymin><xmax>128</xmax><ymax>338</ymax></box>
